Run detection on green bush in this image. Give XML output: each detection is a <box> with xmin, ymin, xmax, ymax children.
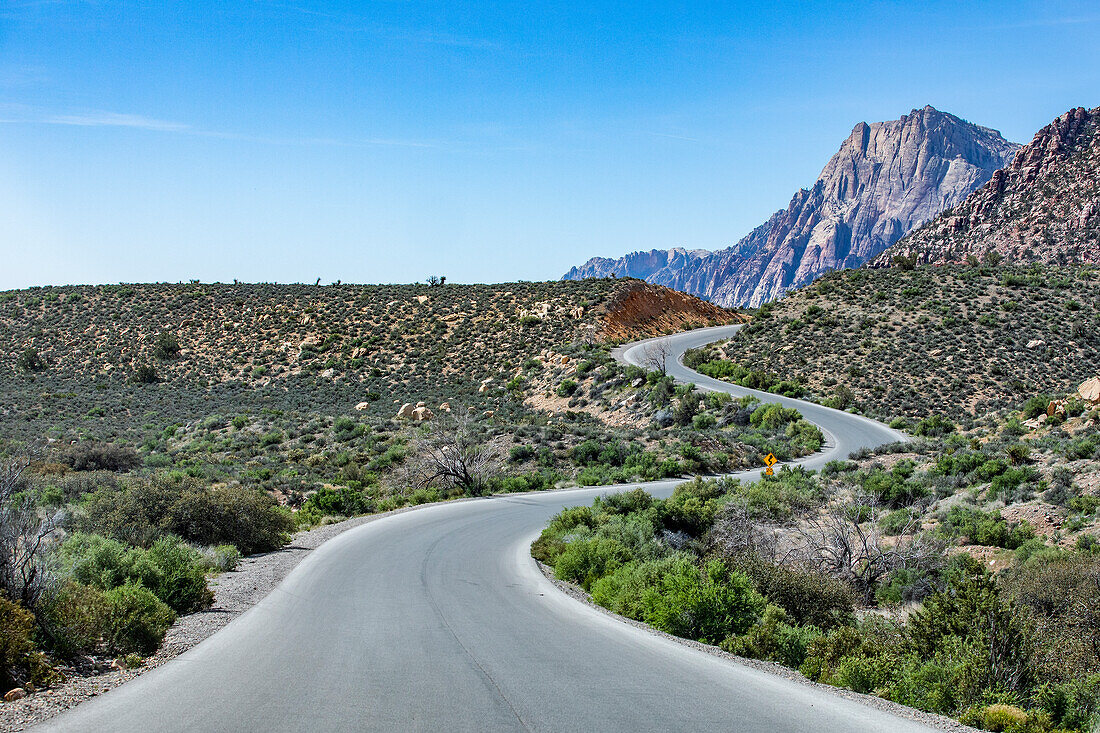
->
<box><xmin>80</xmin><ymin>476</ymin><xmax>294</xmax><ymax>555</ymax></box>
<box><xmin>556</xmin><ymin>380</ymin><xmax>579</xmax><ymax>397</ymax></box>
<box><xmin>303</xmin><ymin>486</ymin><xmax>373</xmax><ymax>517</ymax></box>
<box><xmin>722</xmin><ymin>604</ymin><xmax>820</xmax><ymax>668</ymax></box>
<box><xmin>554</xmin><ymin>537</ymin><xmax>632</xmax><ymax>591</ymax></box>
<box><xmin>0</xmin><ymin>596</ymin><xmax>39</xmax><ymax>689</ymax></box>
<box><xmin>728</xmin><ymin>554</ymin><xmax>855</xmax><ymax>630</ymax></box>
<box><xmin>937</xmin><ymin>506</ymin><xmax>1035</xmax><ymax>549</ymax></box>
<box><xmin>103</xmin><ymin>583</ymin><xmax>176</xmax><ymax>655</ymax></box>
<box><xmin>912</xmin><ymin>414</ymin><xmax>955</xmax><ymax>437</ymax></box>
<box><xmin>638</xmin><ymin>559</ymin><xmax>764</xmax><ymax>644</ymax></box>
<box><xmin>38</xmin><ymin>582</ymin><xmax>110</xmax><ymax>658</ymax></box>
<box><xmin>750</xmin><ymin>403</ymin><xmax>803</xmax><ymax>430</ymax></box>
<box><xmin>58</xmin><ymin>533</ymin><xmax>212</xmax><ymax>614</ymax></box>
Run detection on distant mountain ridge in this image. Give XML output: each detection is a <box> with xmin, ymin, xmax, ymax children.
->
<box><xmin>563</xmin><ymin>106</ymin><xmax>1020</xmax><ymax>307</ymax></box>
<box><xmin>874</xmin><ymin>106</ymin><xmax>1100</xmax><ymax>267</ymax></box>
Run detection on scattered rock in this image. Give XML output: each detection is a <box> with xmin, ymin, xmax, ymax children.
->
<box><xmin>396</xmin><ymin>403</ymin><xmax>416</xmax><ymax>420</ymax></box>
<box><xmin>1026</xmin><ymin>339</ymin><xmax>1045</xmax><ymax>349</ymax></box>
<box><xmin>653</xmin><ymin>409</ymin><xmax>673</xmax><ymax>427</ymax></box>
<box><xmin>411</xmin><ymin>406</ymin><xmax>433</xmax><ymax>421</ymax></box>
<box><xmin>354</xmin><ymin>401</ymin><xmax>371</xmax><ymax>411</ymax></box>
<box><xmin>4</xmin><ymin>688</ymin><xmax>25</xmax><ymax>702</ymax></box>
<box><xmin>416</xmin><ymin>295</ymin><xmax>429</xmax><ymax>304</ymax></box>
<box><xmin>1079</xmin><ymin>376</ymin><xmax>1100</xmax><ymax>403</ymax></box>
<box><xmin>439</xmin><ymin>402</ymin><xmax>452</xmax><ymax>412</ymax></box>
<box><xmin>320</xmin><ymin>368</ymin><xmax>335</xmax><ymax>379</ymax></box>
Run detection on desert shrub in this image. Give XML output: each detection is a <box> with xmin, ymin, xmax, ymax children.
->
<box><xmin>80</xmin><ymin>476</ymin><xmax>293</xmax><ymax>555</ymax></box>
<box><xmin>800</xmin><ymin>617</ymin><xmax>905</xmax><ymax>693</ymax></box>
<box><xmin>726</xmin><ymin>554</ymin><xmax>855</xmax><ymax>630</ymax></box>
<box><xmin>103</xmin><ymin>583</ymin><xmax>175</xmax><ymax>655</ymax></box>
<box><xmin>509</xmin><ymin>444</ymin><xmax>535</xmax><ymax>462</ymax></box>
<box><xmin>637</xmin><ymin>558</ymin><xmax>765</xmax><ymax>644</ymax></box>
<box><xmin>860</xmin><ymin>461</ymin><xmax>928</xmax><ymax>508</ymax></box>
<box><xmin>132</xmin><ymin>363</ymin><xmax>158</xmax><ymax>384</ymax></box>
<box><xmin>591</xmin><ymin>555</ymin><xmax>687</xmax><ymax>619</ymax></box>
<box><xmin>958</xmin><ymin>704</ymin><xmax>1034</xmax><ymax>733</ymax></box>
<box><xmin>907</xmin><ymin>557</ymin><xmax>1035</xmax><ymax>705</ymax></box>
<box><xmin>153</xmin><ymin>331</ymin><xmax>181</xmax><ymax>360</ymax></box>
<box><xmin>692</xmin><ymin>412</ymin><xmax>716</xmax><ymax>429</ymax></box>
<box><xmin>556</xmin><ymin>380</ymin><xmax>578</xmax><ymax>397</ymax></box>
<box><xmin>1020</xmin><ymin>395</ymin><xmax>1052</xmax><ymax>420</ymax></box>
<box><xmin>1036</xmin><ymin>674</ymin><xmax>1100</xmax><ymax>731</ymax></box>
<box><xmin>912</xmin><ymin>414</ymin><xmax>955</xmax><ymax>437</ymax></box>
<box><xmin>57</xmin><ymin>533</ymin><xmax>212</xmax><ymax>614</ymax></box>
<box><xmin>749</xmin><ymin>403</ymin><xmax>802</xmax><ymax>430</ymax></box>
<box><xmin>553</xmin><ymin>537</ymin><xmax>632</xmax><ymax>591</ymax></box>
<box><xmin>205</xmin><ymin>545</ymin><xmax>241</xmax><ymax>572</ymax></box>
<box><xmin>37</xmin><ymin>581</ymin><xmax>110</xmax><ymax>658</ymax></box>
<box><xmin>59</xmin><ymin>442</ymin><xmax>141</xmax><ymax>472</ymax></box>
<box><xmin>728</xmin><ymin>467</ymin><xmax>820</xmax><ymax>520</ymax></box>
<box><xmin>144</xmin><ymin>536</ymin><xmax>214</xmax><ymax>613</ymax></box>
<box><xmin>17</xmin><ymin>347</ymin><xmax>46</xmax><ymax>372</ymax></box>
<box><xmin>722</xmin><ymin>604</ymin><xmax>820</xmax><ymax>668</ymax></box>
<box><xmin>302</xmin><ymin>486</ymin><xmax>373</xmax><ymax>517</ymax></box>
<box><xmin>1001</xmin><ymin>554</ymin><xmax>1100</xmax><ymax>685</ymax></box>
<box><xmin>0</xmin><ymin>596</ymin><xmax>40</xmax><ymax>689</ymax></box>
<box><xmin>937</xmin><ymin>506</ymin><xmax>1035</xmax><ymax>549</ymax></box>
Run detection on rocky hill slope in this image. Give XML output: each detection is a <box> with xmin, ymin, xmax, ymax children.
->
<box><xmin>0</xmin><ymin>279</ymin><xmax>737</xmax><ymax>442</ymax></box>
<box><xmin>565</xmin><ymin>106</ymin><xmax>1020</xmax><ymax>307</ymax></box>
<box><xmin>874</xmin><ymin>106</ymin><xmax>1100</xmax><ymax>267</ymax></box>
<box><xmin>691</xmin><ymin>264</ymin><xmax>1100</xmax><ymax>422</ymax></box>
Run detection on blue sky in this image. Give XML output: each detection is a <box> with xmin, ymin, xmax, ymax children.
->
<box><xmin>1</xmin><ymin>1</ymin><xmax>1098</xmax><ymax>288</ymax></box>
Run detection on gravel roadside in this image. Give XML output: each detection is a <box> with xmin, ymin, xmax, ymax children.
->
<box><xmin>0</xmin><ymin>499</ymin><xmax>476</xmax><ymax>733</ymax></box>
<box><xmin>536</xmin><ymin>561</ymin><xmax>983</xmax><ymax>733</ymax></box>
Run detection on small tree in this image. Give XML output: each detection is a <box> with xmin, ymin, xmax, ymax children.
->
<box><xmin>426</xmin><ymin>275</ymin><xmax>447</xmax><ymax>287</ymax></box>
<box><xmin>407</xmin><ymin>411</ymin><xmax>504</xmax><ymax>496</ymax></box>
<box><xmin>153</xmin><ymin>331</ymin><xmax>181</xmax><ymax>360</ymax></box>
<box><xmin>642</xmin><ymin>337</ymin><xmax>672</xmax><ymax>375</ymax></box>
<box><xmin>0</xmin><ymin>457</ymin><xmax>63</xmax><ymax>608</ymax></box>
<box><xmin>892</xmin><ymin>253</ymin><xmax>918</xmax><ymax>271</ymax></box>
<box><xmin>16</xmin><ymin>348</ymin><xmax>45</xmax><ymax>373</ymax></box>
<box><xmin>132</xmin><ymin>363</ymin><xmax>159</xmax><ymax>384</ymax></box>
<box><xmin>787</xmin><ymin>493</ymin><xmax>942</xmax><ymax>604</ymax></box>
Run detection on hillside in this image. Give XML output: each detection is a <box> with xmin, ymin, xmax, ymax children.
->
<box><xmin>0</xmin><ymin>279</ymin><xmax>738</xmax><ymax>443</ymax></box>
<box><xmin>877</xmin><ymin>106</ymin><xmax>1100</xmax><ymax>267</ymax></box>
<box><xmin>565</xmin><ymin>106</ymin><xmax>1019</xmax><ymax>307</ymax></box>
<box><xmin>691</xmin><ymin>264</ymin><xmax>1100</xmax><ymax>422</ymax></box>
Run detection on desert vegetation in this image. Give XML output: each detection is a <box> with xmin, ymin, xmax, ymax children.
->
<box><xmin>534</xmin><ymin>382</ymin><xmax>1100</xmax><ymax>732</ymax></box>
<box><xmin>690</xmin><ymin>264</ymin><xmax>1099</xmax><ymax>423</ymax></box>
<box><xmin>0</xmin><ymin>279</ymin><xmax>761</xmax><ymax>694</ymax></box>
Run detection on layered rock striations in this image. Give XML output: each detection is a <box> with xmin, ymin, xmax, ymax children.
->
<box><xmin>875</xmin><ymin>106</ymin><xmax>1100</xmax><ymax>267</ymax></box>
<box><xmin>564</xmin><ymin>106</ymin><xmax>1020</xmax><ymax>306</ymax></box>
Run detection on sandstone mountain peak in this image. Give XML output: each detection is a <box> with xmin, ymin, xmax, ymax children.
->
<box><xmin>564</xmin><ymin>107</ymin><xmax>1019</xmax><ymax>307</ymax></box>
<box><xmin>875</xmin><ymin>105</ymin><xmax>1100</xmax><ymax>267</ymax></box>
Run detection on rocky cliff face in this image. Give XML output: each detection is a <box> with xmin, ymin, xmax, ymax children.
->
<box><xmin>564</xmin><ymin>106</ymin><xmax>1020</xmax><ymax>307</ymax></box>
<box><xmin>873</xmin><ymin>106</ymin><xmax>1100</xmax><ymax>267</ymax></box>
<box><xmin>563</xmin><ymin>247</ymin><xmax>710</xmax><ymax>282</ymax></box>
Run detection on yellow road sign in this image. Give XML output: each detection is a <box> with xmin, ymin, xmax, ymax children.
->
<box><xmin>764</xmin><ymin>453</ymin><xmax>778</xmax><ymax>475</ymax></box>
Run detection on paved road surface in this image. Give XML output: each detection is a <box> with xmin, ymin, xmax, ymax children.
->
<box><xmin>41</xmin><ymin>325</ymin><xmax>920</xmax><ymax>733</ymax></box>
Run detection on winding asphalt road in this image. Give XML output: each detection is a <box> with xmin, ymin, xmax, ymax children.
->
<box><xmin>40</xmin><ymin>325</ymin><xmax>916</xmax><ymax>733</ymax></box>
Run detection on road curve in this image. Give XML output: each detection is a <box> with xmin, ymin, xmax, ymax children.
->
<box><xmin>40</xmin><ymin>325</ymin><xmax>920</xmax><ymax>733</ymax></box>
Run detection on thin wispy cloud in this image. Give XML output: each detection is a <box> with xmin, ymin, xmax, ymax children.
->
<box><xmin>5</xmin><ymin>107</ymin><xmax>446</xmax><ymax>149</ymax></box>
<box><xmin>643</xmin><ymin>131</ymin><xmax>702</xmax><ymax>143</ymax></box>
<box><xmin>46</xmin><ymin>111</ymin><xmax>192</xmax><ymax>132</ymax></box>
<box><xmin>990</xmin><ymin>15</ymin><xmax>1100</xmax><ymax>30</ymax></box>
